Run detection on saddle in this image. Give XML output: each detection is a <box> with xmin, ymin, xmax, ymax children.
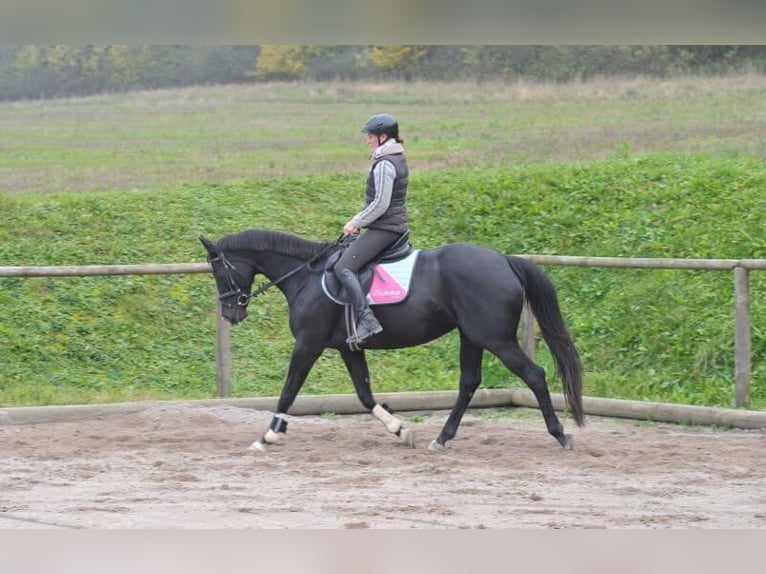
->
<box><xmin>322</xmin><ymin>231</ymin><xmax>418</xmax><ymax>306</ymax></box>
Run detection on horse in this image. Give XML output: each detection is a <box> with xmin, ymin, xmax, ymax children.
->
<box><xmin>199</xmin><ymin>228</ymin><xmax>584</xmax><ymax>452</ymax></box>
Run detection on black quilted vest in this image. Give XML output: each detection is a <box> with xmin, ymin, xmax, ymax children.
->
<box><xmin>365</xmin><ymin>152</ymin><xmax>408</xmax><ymax>234</ymax></box>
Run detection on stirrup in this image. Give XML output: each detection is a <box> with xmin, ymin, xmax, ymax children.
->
<box><xmin>346</xmin><ymin>314</ymin><xmax>383</xmax><ymax>344</ymax></box>
<box><xmin>346</xmin><ymin>325</ymin><xmax>383</xmax><ymax>344</ymax></box>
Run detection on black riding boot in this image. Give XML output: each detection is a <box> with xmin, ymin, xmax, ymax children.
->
<box><xmin>336</xmin><ymin>268</ymin><xmax>383</xmax><ymax>344</ymax></box>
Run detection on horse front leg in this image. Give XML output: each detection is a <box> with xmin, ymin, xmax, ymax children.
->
<box><xmin>249</xmin><ymin>341</ymin><xmax>323</xmax><ymax>452</ymax></box>
<box><xmin>340</xmin><ymin>348</ymin><xmax>416</xmax><ymax>448</ymax></box>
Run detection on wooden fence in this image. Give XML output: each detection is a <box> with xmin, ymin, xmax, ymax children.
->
<box><xmin>2</xmin><ymin>255</ymin><xmax>764</xmax><ymax>408</ymax></box>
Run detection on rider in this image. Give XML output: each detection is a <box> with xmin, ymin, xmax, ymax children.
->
<box><xmin>334</xmin><ymin>113</ymin><xmax>410</xmax><ymax>345</ymax></box>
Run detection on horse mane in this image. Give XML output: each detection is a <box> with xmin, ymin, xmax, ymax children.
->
<box><xmin>218</xmin><ymin>229</ymin><xmax>332</xmax><ymax>260</ymax></box>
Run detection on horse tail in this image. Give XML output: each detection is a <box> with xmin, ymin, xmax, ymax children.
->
<box><xmin>506</xmin><ymin>256</ymin><xmax>584</xmax><ymax>426</ymax></box>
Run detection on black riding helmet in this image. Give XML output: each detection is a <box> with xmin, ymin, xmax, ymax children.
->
<box><xmin>362</xmin><ymin>113</ymin><xmax>399</xmax><ymax>141</ymax></box>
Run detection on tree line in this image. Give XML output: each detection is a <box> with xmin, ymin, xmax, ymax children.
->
<box><xmin>1</xmin><ymin>45</ymin><xmax>764</xmax><ymax>101</ymax></box>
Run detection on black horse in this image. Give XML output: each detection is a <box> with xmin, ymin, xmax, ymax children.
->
<box><xmin>200</xmin><ymin>229</ymin><xmax>584</xmax><ymax>452</ymax></box>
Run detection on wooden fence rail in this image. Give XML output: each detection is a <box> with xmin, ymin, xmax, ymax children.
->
<box><xmin>1</xmin><ymin>255</ymin><xmax>764</xmax><ymax>407</ymax></box>
<box><xmin>516</xmin><ymin>255</ymin><xmax>765</xmax><ymax>409</ymax></box>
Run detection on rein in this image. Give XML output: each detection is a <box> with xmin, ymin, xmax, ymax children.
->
<box><xmin>215</xmin><ymin>235</ymin><xmax>344</xmax><ymax>308</ymax></box>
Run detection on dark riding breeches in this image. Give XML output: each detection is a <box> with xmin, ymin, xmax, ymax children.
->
<box><xmin>334</xmin><ymin>228</ymin><xmax>401</xmax><ymax>273</ymax></box>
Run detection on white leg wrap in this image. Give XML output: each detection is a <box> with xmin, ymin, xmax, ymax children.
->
<box><xmin>263</xmin><ymin>414</ymin><xmax>288</xmax><ymax>445</ymax></box>
<box><xmin>263</xmin><ymin>429</ymin><xmax>282</xmax><ymax>444</ymax></box>
<box><xmin>372</xmin><ymin>404</ymin><xmax>402</xmax><ymax>434</ymax></box>
<box><xmin>248</xmin><ymin>440</ymin><xmax>267</xmax><ymax>452</ymax></box>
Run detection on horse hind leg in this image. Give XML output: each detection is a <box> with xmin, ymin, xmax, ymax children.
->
<box><xmin>340</xmin><ymin>348</ymin><xmax>415</xmax><ymax>448</ymax></box>
<box><xmin>493</xmin><ymin>342</ymin><xmax>573</xmax><ymax>449</ymax></box>
<box><xmin>430</xmin><ymin>333</ymin><xmax>484</xmax><ymax>451</ymax></box>
<box><xmin>372</xmin><ymin>403</ymin><xmax>416</xmax><ymax>448</ymax></box>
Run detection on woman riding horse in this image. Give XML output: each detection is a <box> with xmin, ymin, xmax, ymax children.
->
<box><xmin>334</xmin><ymin>113</ymin><xmax>410</xmax><ymax>345</ymax></box>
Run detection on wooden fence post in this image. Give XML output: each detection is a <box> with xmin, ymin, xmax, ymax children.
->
<box><xmin>733</xmin><ymin>266</ymin><xmax>751</xmax><ymax>408</ymax></box>
<box><xmin>216</xmin><ymin>300</ymin><xmax>232</xmax><ymax>398</ymax></box>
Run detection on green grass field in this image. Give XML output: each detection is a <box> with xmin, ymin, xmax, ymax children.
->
<box><xmin>1</xmin><ymin>76</ymin><xmax>765</xmax><ymax>409</ymax></box>
<box><xmin>2</xmin><ymin>76</ymin><xmax>764</xmax><ymax>196</ymax></box>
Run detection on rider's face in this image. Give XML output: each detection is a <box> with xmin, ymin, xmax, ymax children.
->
<box><xmin>366</xmin><ymin>133</ymin><xmax>387</xmax><ymax>150</ymax></box>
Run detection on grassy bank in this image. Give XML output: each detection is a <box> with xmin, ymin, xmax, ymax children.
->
<box><xmin>1</xmin><ymin>78</ymin><xmax>765</xmax><ymax>409</ymax></box>
<box><xmin>2</xmin><ymin>155</ymin><xmax>765</xmax><ymax>409</ymax></box>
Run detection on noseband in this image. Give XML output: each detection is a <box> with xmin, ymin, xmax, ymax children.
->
<box><xmin>210</xmin><ymin>252</ymin><xmax>252</xmax><ymax>309</ymax></box>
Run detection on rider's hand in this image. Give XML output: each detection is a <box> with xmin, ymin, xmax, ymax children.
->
<box><xmin>343</xmin><ymin>221</ymin><xmax>359</xmax><ymax>236</ymax></box>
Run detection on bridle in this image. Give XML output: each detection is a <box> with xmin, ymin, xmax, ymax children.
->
<box><xmin>209</xmin><ymin>251</ymin><xmax>252</xmax><ymax>309</ymax></box>
<box><xmin>210</xmin><ymin>235</ymin><xmax>344</xmax><ymax>310</ymax></box>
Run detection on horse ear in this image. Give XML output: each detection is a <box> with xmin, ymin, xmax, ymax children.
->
<box><xmin>199</xmin><ymin>235</ymin><xmax>216</xmax><ymax>254</ymax></box>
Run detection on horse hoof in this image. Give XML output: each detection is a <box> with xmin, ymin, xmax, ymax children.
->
<box><xmin>400</xmin><ymin>428</ymin><xmax>416</xmax><ymax>448</ymax></box>
<box><xmin>561</xmin><ymin>434</ymin><xmax>574</xmax><ymax>450</ymax></box>
<box><xmin>248</xmin><ymin>440</ymin><xmax>267</xmax><ymax>452</ymax></box>
<box><xmin>428</xmin><ymin>439</ymin><xmax>446</xmax><ymax>452</ymax></box>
